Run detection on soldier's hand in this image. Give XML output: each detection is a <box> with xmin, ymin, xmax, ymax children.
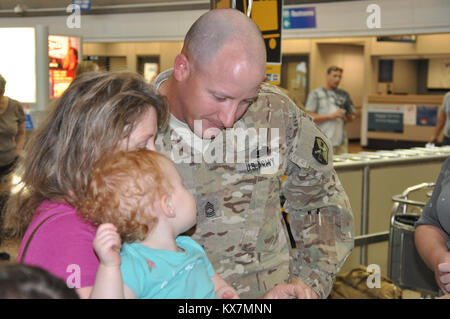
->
<box><xmin>262</xmin><ymin>278</ymin><xmax>319</xmax><ymax>299</ymax></box>
<box><xmin>289</xmin><ymin>276</ymin><xmax>320</xmax><ymax>299</ymax></box>
<box><xmin>262</xmin><ymin>284</ymin><xmax>306</xmax><ymax>299</ymax></box>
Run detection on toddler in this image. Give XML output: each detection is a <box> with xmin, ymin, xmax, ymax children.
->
<box><xmin>79</xmin><ymin>150</ymin><xmax>238</xmax><ymax>299</ymax></box>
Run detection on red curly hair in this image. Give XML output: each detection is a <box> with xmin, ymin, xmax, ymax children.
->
<box><xmin>78</xmin><ymin>150</ymin><xmax>173</xmax><ymax>243</ymax></box>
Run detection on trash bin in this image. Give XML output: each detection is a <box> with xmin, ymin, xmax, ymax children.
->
<box><xmin>389</xmin><ymin>183</ymin><xmax>440</xmax><ymax>296</ymax></box>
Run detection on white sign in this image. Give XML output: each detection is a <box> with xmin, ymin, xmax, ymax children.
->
<box><xmin>403</xmin><ymin>104</ymin><xmax>416</xmax><ymax>125</ymax></box>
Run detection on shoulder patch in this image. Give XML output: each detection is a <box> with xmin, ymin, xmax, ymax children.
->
<box><xmin>312</xmin><ymin>136</ymin><xmax>329</xmax><ymax>165</ymax></box>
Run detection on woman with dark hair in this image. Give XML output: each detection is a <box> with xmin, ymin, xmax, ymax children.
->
<box><xmin>0</xmin><ymin>74</ymin><xmax>25</xmax><ymax>180</ymax></box>
<box><xmin>2</xmin><ymin>71</ymin><xmax>168</xmax><ymax>298</ymax></box>
<box><xmin>0</xmin><ymin>73</ymin><xmax>26</xmax><ymax>261</ymax></box>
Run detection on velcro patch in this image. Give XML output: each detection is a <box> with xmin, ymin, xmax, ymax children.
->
<box><xmin>312</xmin><ymin>136</ymin><xmax>329</xmax><ymax>165</ymax></box>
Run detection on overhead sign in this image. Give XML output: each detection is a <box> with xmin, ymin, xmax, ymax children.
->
<box><xmin>22</xmin><ymin>104</ymin><xmax>34</xmax><ymax>130</ymax></box>
<box><xmin>211</xmin><ymin>0</ymin><xmax>282</xmax><ymax>85</ymax></box>
<box><xmin>283</xmin><ymin>7</ymin><xmax>317</xmax><ymax>29</ymax></box>
<box><xmin>72</xmin><ymin>0</ymin><xmax>91</xmax><ymax>10</ymax></box>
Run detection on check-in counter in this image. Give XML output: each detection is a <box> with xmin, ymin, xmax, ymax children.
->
<box><xmin>366</xmin><ymin>94</ymin><xmax>444</xmax><ymax>148</ymax></box>
<box><xmin>334</xmin><ymin>146</ymin><xmax>450</xmax><ymax>277</ymax></box>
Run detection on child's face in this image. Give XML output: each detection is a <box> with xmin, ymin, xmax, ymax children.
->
<box><xmin>163</xmin><ymin>159</ymin><xmax>197</xmax><ymax>234</ymax></box>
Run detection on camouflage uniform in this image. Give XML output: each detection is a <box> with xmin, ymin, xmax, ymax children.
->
<box><xmin>154</xmin><ymin>70</ymin><xmax>354</xmax><ymax>298</ymax></box>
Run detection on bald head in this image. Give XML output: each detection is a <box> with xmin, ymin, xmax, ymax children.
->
<box><xmin>182</xmin><ymin>9</ymin><xmax>266</xmax><ymax>71</ymax></box>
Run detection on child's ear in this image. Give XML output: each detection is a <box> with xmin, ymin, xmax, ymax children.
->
<box><xmin>160</xmin><ymin>194</ymin><xmax>175</xmax><ymax>218</ymax></box>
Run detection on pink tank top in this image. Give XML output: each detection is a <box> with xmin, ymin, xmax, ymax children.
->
<box><xmin>17</xmin><ymin>200</ymin><xmax>98</xmax><ymax>288</ymax></box>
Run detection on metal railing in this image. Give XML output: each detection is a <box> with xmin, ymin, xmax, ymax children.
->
<box><xmin>334</xmin><ymin>146</ymin><xmax>450</xmax><ymax>265</ymax></box>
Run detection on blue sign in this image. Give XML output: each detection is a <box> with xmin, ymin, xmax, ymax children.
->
<box><xmin>25</xmin><ymin>114</ymin><xmax>34</xmax><ymax>130</ymax></box>
<box><xmin>416</xmin><ymin>106</ymin><xmax>438</xmax><ymax>126</ymax></box>
<box><xmin>72</xmin><ymin>0</ymin><xmax>91</xmax><ymax>10</ymax></box>
<box><xmin>283</xmin><ymin>7</ymin><xmax>316</xmax><ymax>29</ymax></box>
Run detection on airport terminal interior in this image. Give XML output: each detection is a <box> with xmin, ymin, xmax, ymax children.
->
<box><xmin>0</xmin><ymin>0</ymin><xmax>450</xmax><ymax>299</ymax></box>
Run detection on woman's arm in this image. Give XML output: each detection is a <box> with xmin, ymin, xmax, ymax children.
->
<box><xmin>15</xmin><ymin>122</ymin><xmax>25</xmax><ymax>156</ymax></box>
<box><xmin>415</xmin><ymin>224</ymin><xmax>450</xmax><ymax>293</ymax></box>
<box><xmin>429</xmin><ymin>111</ymin><xmax>446</xmax><ymax>143</ymax></box>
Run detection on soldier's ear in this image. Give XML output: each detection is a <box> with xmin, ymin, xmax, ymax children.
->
<box><xmin>160</xmin><ymin>194</ymin><xmax>175</xmax><ymax>218</ymax></box>
<box><xmin>173</xmin><ymin>53</ymin><xmax>190</xmax><ymax>82</ymax></box>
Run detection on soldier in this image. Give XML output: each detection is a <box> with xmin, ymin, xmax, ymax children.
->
<box><xmin>154</xmin><ymin>8</ymin><xmax>354</xmax><ymax>299</ymax></box>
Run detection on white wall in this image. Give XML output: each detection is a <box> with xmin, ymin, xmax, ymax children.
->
<box><xmin>0</xmin><ymin>0</ymin><xmax>449</xmax><ymax>42</ymax></box>
<box><xmin>0</xmin><ymin>10</ymin><xmax>207</xmax><ymax>42</ymax></box>
<box><xmin>283</xmin><ymin>0</ymin><xmax>450</xmax><ymax>39</ymax></box>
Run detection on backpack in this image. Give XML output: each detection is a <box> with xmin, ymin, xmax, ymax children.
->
<box><xmin>329</xmin><ymin>265</ymin><xmax>402</xmax><ymax>299</ymax></box>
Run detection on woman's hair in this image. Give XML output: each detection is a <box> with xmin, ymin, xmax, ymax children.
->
<box><xmin>75</xmin><ymin>61</ymin><xmax>99</xmax><ymax>77</ymax></box>
<box><xmin>2</xmin><ymin>71</ymin><xmax>168</xmax><ymax>239</ymax></box>
<box><xmin>78</xmin><ymin>150</ymin><xmax>173</xmax><ymax>243</ymax></box>
<box><xmin>0</xmin><ymin>263</ymin><xmax>79</xmax><ymax>299</ymax></box>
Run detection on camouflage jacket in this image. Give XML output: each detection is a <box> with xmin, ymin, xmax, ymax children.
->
<box><xmin>155</xmin><ymin>70</ymin><xmax>354</xmax><ymax>298</ymax></box>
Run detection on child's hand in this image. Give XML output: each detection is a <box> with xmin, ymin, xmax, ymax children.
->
<box><xmin>216</xmin><ymin>286</ymin><xmax>240</xmax><ymax>299</ymax></box>
<box><xmin>93</xmin><ymin>223</ymin><xmax>122</xmax><ymax>267</ymax></box>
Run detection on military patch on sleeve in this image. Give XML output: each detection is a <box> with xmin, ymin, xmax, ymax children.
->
<box><xmin>197</xmin><ymin>196</ymin><xmax>223</xmax><ymax>222</ymax></box>
<box><xmin>312</xmin><ymin>136</ymin><xmax>329</xmax><ymax>165</ymax></box>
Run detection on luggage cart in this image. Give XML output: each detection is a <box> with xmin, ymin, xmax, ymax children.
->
<box><xmin>389</xmin><ymin>182</ymin><xmax>441</xmax><ymax>297</ymax></box>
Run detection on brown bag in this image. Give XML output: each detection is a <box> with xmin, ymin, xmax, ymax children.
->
<box><xmin>329</xmin><ymin>265</ymin><xmax>402</xmax><ymax>299</ymax></box>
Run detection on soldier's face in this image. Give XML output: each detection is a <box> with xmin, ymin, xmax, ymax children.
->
<box><xmin>180</xmin><ymin>51</ymin><xmax>265</xmax><ymax>139</ymax></box>
<box><xmin>163</xmin><ymin>158</ymin><xmax>197</xmax><ymax>234</ymax></box>
<box><xmin>326</xmin><ymin>71</ymin><xmax>342</xmax><ymax>89</ymax></box>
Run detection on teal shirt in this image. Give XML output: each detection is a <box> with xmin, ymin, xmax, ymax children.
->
<box><xmin>120</xmin><ymin>236</ymin><xmax>215</xmax><ymax>299</ymax></box>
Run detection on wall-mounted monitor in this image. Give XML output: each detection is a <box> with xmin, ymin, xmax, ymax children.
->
<box><xmin>0</xmin><ymin>27</ymin><xmax>36</xmax><ymax>103</ymax></box>
<box><xmin>378</xmin><ymin>59</ymin><xmax>394</xmax><ymax>83</ymax></box>
<box><xmin>48</xmin><ymin>35</ymin><xmax>80</xmax><ymax>98</ymax></box>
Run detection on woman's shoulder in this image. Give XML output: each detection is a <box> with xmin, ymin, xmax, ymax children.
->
<box><xmin>7</xmin><ymin>98</ymin><xmax>23</xmax><ymax>110</ymax></box>
<box><xmin>18</xmin><ymin>201</ymin><xmax>99</xmax><ymax>288</ymax></box>
<box><xmin>31</xmin><ymin>200</ymin><xmax>96</xmax><ymax>235</ymax></box>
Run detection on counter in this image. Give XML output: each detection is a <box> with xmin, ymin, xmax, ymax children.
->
<box><xmin>366</xmin><ymin>94</ymin><xmax>444</xmax><ymax>148</ymax></box>
<box><xmin>334</xmin><ymin>146</ymin><xmax>450</xmax><ymax>277</ymax></box>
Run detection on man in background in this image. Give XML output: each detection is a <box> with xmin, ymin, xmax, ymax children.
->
<box><xmin>305</xmin><ymin>66</ymin><xmax>356</xmax><ymax>155</ymax></box>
